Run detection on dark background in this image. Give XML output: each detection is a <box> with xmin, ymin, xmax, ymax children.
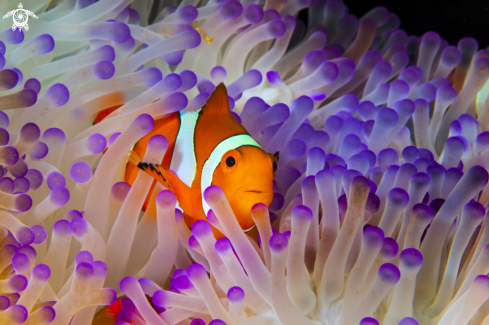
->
<box><xmin>343</xmin><ymin>0</ymin><xmax>489</xmax><ymax>48</ymax></box>
<box><xmin>148</xmin><ymin>1</ymin><xmax>489</xmax><ymax>49</ymax></box>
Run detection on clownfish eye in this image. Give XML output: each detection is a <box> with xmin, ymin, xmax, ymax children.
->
<box><xmin>226</xmin><ymin>156</ymin><xmax>236</xmax><ymax>167</ymax></box>
<box><xmin>221</xmin><ymin>149</ymin><xmax>241</xmax><ymax>173</ymax></box>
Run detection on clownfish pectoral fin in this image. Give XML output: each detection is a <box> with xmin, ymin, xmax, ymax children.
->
<box><xmin>141</xmin><ymin>162</ymin><xmax>174</xmax><ymax>190</ymax></box>
<box><xmin>128</xmin><ymin>152</ymin><xmax>198</xmax><ymax>218</ymax></box>
<box><xmin>128</xmin><ymin>150</ymin><xmax>174</xmax><ymax>191</ymax></box>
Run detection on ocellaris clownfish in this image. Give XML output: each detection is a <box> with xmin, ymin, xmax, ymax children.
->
<box><xmin>96</xmin><ymin>83</ymin><xmax>277</xmax><ymax>237</ymax></box>
<box><xmin>91</xmin><ymin>84</ymin><xmax>277</xmax><ymax>325</ymax></box>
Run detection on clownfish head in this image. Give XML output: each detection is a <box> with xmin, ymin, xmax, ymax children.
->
<box><xmin>212</xmin><ymin>145</ymin><xmax>277</xmax><ymax>231</ymax></box>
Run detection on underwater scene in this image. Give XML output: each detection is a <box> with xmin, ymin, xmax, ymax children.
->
<box><xmin>0</xmin><ymin>0</ymin><xmax>489</xmax><ymax>324</ymax></box>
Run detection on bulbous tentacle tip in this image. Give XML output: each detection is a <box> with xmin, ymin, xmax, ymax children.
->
<box><xmin>43</xmin><ymin>128</ymin><xmax>66</xmax><ymax>142</ymax></box>
<box><xmin>7</xmin><ymin>304</ymin><xmax>28</xmax><ymax>324</ymax></box>
<box><xmin>381</xmin><ymin>238</ymin><xmax>399</xmax><ymax>258</ymax></box>
<box><xmin>465</xmin><ymin>165</ymin><xmax>489</xmax><ymax>187</ymax></box>
<box><xmin>387</xmin><ymin>188</ymin><xmax>409</xmax><ymax>207</ymax></box>
<box><xmin>0</xmin><ymin>128</ymin><xmax>9</xmax><ymax>146</ymax></box>
<box><xmin>12</xmin><ymin>252</ymin><xmax>29</xmax><ymax>271</ymax></box>
<box><xmin>33</xmin><ymin>263</ymin><xmax>51</xmax><ymax>281</ymax></box>
<box><xmin>0</xmin><ymin>146</ymin><xmax>19</xmax><ymax>166</ymax></box>
<box><xmin>1</xmin><ymin>28</ymin><xmax>24</xmax><ymax>44</ymax></box>
<box><xmin>364</xmin><ymin>225</ymin><xmax>384</xmax><ymax>243</ymax></box>
<box><xmin>227</xmin><ymin>286</ymin><xmax>245</xmax><ymax>302</ymax></box>
<box><xmin>107</xmin><ymin>22</ymin><xmax>131</xmax><ymax>43</ymax></box>
<box><xmin>251</xmin><ymin>202</ymin><xmax>268</xmax><ymax>216</ymax></box>
<box><xmin>104</xmin><ymin>288</ymin><xmax>118</xmax><ymax>305</ymax></box>
<box><xmin>132</xmin><ymin>113</ymin><xmax>155</xmax><ymax>134</ymax></box>
<box><xmin>119</xmin><ymin>276</ymin><xmax>139</xmax><ymax>293</ymax></box>
<box><xmin>215</xmin><ymin>238</ymin><xmax>232</xmax><ymax>254</ymax></box>
<box><xmin>463</xmin><ymin>200</ymin><xmax>486</xmax><ymax>219</ymax></box>
<box><xmin>97</xmin><ymin>44</ymin><xmax>116</xmax><ymax>62</ymax></box>
<box><xmin>34</xmin><ymin>34</ymin><xmax>55</xmax><ymax>54</ymax></box>
<box><xmin>19</xmin><ymin>123</ymin><xmax>41</xmax><ymax>142</ymax></box>
<box><xmin>397</xmin><ymin>317</ymin><xmax>419</xmax><ymax>325</ymax></box>
<box><xmin>70</xmin><ymin>161</ymin><xmax>92</xmax><ymax>183</ymax></box>
<box><xmin>14</xmin><ymin>226</ymin><xmax>34</xmax><ymax>245</ymax></box>
<box><xmin>17</xmin><ymin>88</ymin><xmax>38</xmax><ymax>107</ymax></box>
<box><xmin>179</xmin><ymin>5</ymin><xmax>198</xmax><ymax>22</ymax></box>
<box><xmin>209</xmin><ymin>320</ymin><xmax>227</xmax><ymax>325</ymax></box>
<box><xmin>378</xmin><ymin>263</ymin><xmax>400</xmax><ymax>284</ymax></box>
<box><xmin>8</xmin><ymin>274</ymin><xmax>28</xmax><ymax>293</ymax></box>
<box><xmin>49</xmin><ymin>186</ymin><xmax>70</xmax><ymax>207</ymax></box>
<box><xmin>54</xmin><ymin>219</ymin><xmax>72</xmax><ymax>236</ymax></box>
<box><xmin>165</xmin><ymin>91</ymin><xmax>189</xmax><ymax>111</ymax></box>
<box><xmin>156</xmin><ymin>190</ymin><xmax>177</xmax><ymax>209</ymax></box>
<box><xmin>269</xmin><ymin>232</ymin><xmax>288</xmax><ymax>252</ymax></box>
<box><xmin>92</xmin><ymin>261</ymin><xmax>108</xmax><ymax>279</ymax></box>
<box><xmin>31</xmin><ymin>224</ymin><xmax>47</xmax><ymax>244</ymax></box>
<box><xmin>94</xmin><ymin>60</ymin><xmax>115</xmax><ymax>80</ymax></box>
<box><xmin>0</xmin><ymin>296</ymin><xmax>9</xmax><ymax>310</ymax></box>
<box><xmin>35</xmin><ymin>306</ymin><xmax>56</xmax><ymax>323</ymax></box>
<box><xmin>46</xmin><ymin>171</ymin><xmax>66</xmax><ymax>190</ymax></box>
<box><xmin>70</xmin><ymin>218</ymin><xmax>88</xmax><ymax>238</ymax></box>
<box><xmin>420</xmin><ymin>31</ymin><xmax>441</xmax><ymax>46</ymax></box>
<box><xmin>183</xmin><ymin>29</ymin><xmax>202</xmax><ymax>49</ymax></box>
<box><xmin>400</xmin><ymin>248</ymin><xmax>423</xmax><ymax>268</ymax></box>
<box><xmin>191</xmin><ymin>220</ymin><xmax>213</xmax><ymax>239</ymax></box>
<box><xmin>203</xmin><ymin>185</ymin><xmax>224</xmax><ymax>204</ymax></box>
<box><xmin>14</xmin><ymin>193</ymin><xmax>32</xmax><ymax>212</ymax></box>
<box><xmin>291</xmin><ymin>95</ymin><xmax>314</xmax><ymax>112</ymax></box>
<box><xmin>152</xmin><ymin>289</ymin><xmax>167</xmax><ymax>307</ymax></box>
<box><xmin>76</xmin><ymin>262</ymin><xmax>95</xmax><ymax>280</ymax></box>
<box><xmin>111</xmin><ymin>182</ymin><xmax>131</xmax><ymax>202</ymax></box>
<box><xmin>350</xmin><ymin>175</ymin><xmax>370</xmax><ymax>196</ymax></box>
<box><xmin>220</xmin><ymin>0</ymin><xmax>243</xmax><ymax>21</ymax></box>
<box><xmin>186</xmin><ymin>263</ymin><xmax>208</xmax><ymax>280</ymax></box>
<box><xmin>291</xmin><ymin>205</ymin><xmax>313</xmax><ymax>221</ymax></box>
<box><xmin>412</xmin><ymin>203</ymin><xmax>434</xmax><ymax>220</ymax></box>
<box><xmin>360</xmin><ymin>317</ymin><xmax>379</xmax><ymax>325</ymax></box>
<box><xmin>0</xmin><ymin>69</ymin><xmax>19</xmax><ymax>91</ymax></box>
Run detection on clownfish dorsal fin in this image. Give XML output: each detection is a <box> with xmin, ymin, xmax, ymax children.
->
<box><xmin>200</xmin><ymin>83</ymin><xmax>231</xmax><ymax>118</ymax></box>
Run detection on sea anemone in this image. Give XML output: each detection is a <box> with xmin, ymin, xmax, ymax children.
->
<box><xmin>1</xmin><ymin>0</ymin><xmax>489</xmax><ymax>324</ymax></box>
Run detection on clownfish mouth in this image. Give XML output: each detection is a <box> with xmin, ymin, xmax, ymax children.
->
<box><xmin>245</xmin><ymin>190</ymin><xmax>264</xmax><ymax>193</ymax></box>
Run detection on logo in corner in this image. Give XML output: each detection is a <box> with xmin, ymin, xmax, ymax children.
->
<box><xmin>3</xmin><ymin>3</ymin><xmax>38</xmax><ymax>32</ymax></box>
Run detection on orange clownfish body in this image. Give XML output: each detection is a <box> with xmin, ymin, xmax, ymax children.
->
<box><xmin>107</xmin><ymin>84</ymin><xmax>276</xmax><ymax>235</ymax></box>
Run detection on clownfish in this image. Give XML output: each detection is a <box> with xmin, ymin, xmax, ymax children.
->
<box><xmin>98</xmin><ymin>83</ymin><xmax>277</xmax><ymax>236</ymax></box>
<box><xmin>90</xmin><ymin>84</ymin><xmax>276</xmax><ymax>325</ymax></box>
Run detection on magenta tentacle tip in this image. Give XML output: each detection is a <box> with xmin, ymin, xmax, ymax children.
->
<box><xmin>186</xmin><ymin>263</ymin><xmax>208</xmax><ymax>280</ymax></box>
